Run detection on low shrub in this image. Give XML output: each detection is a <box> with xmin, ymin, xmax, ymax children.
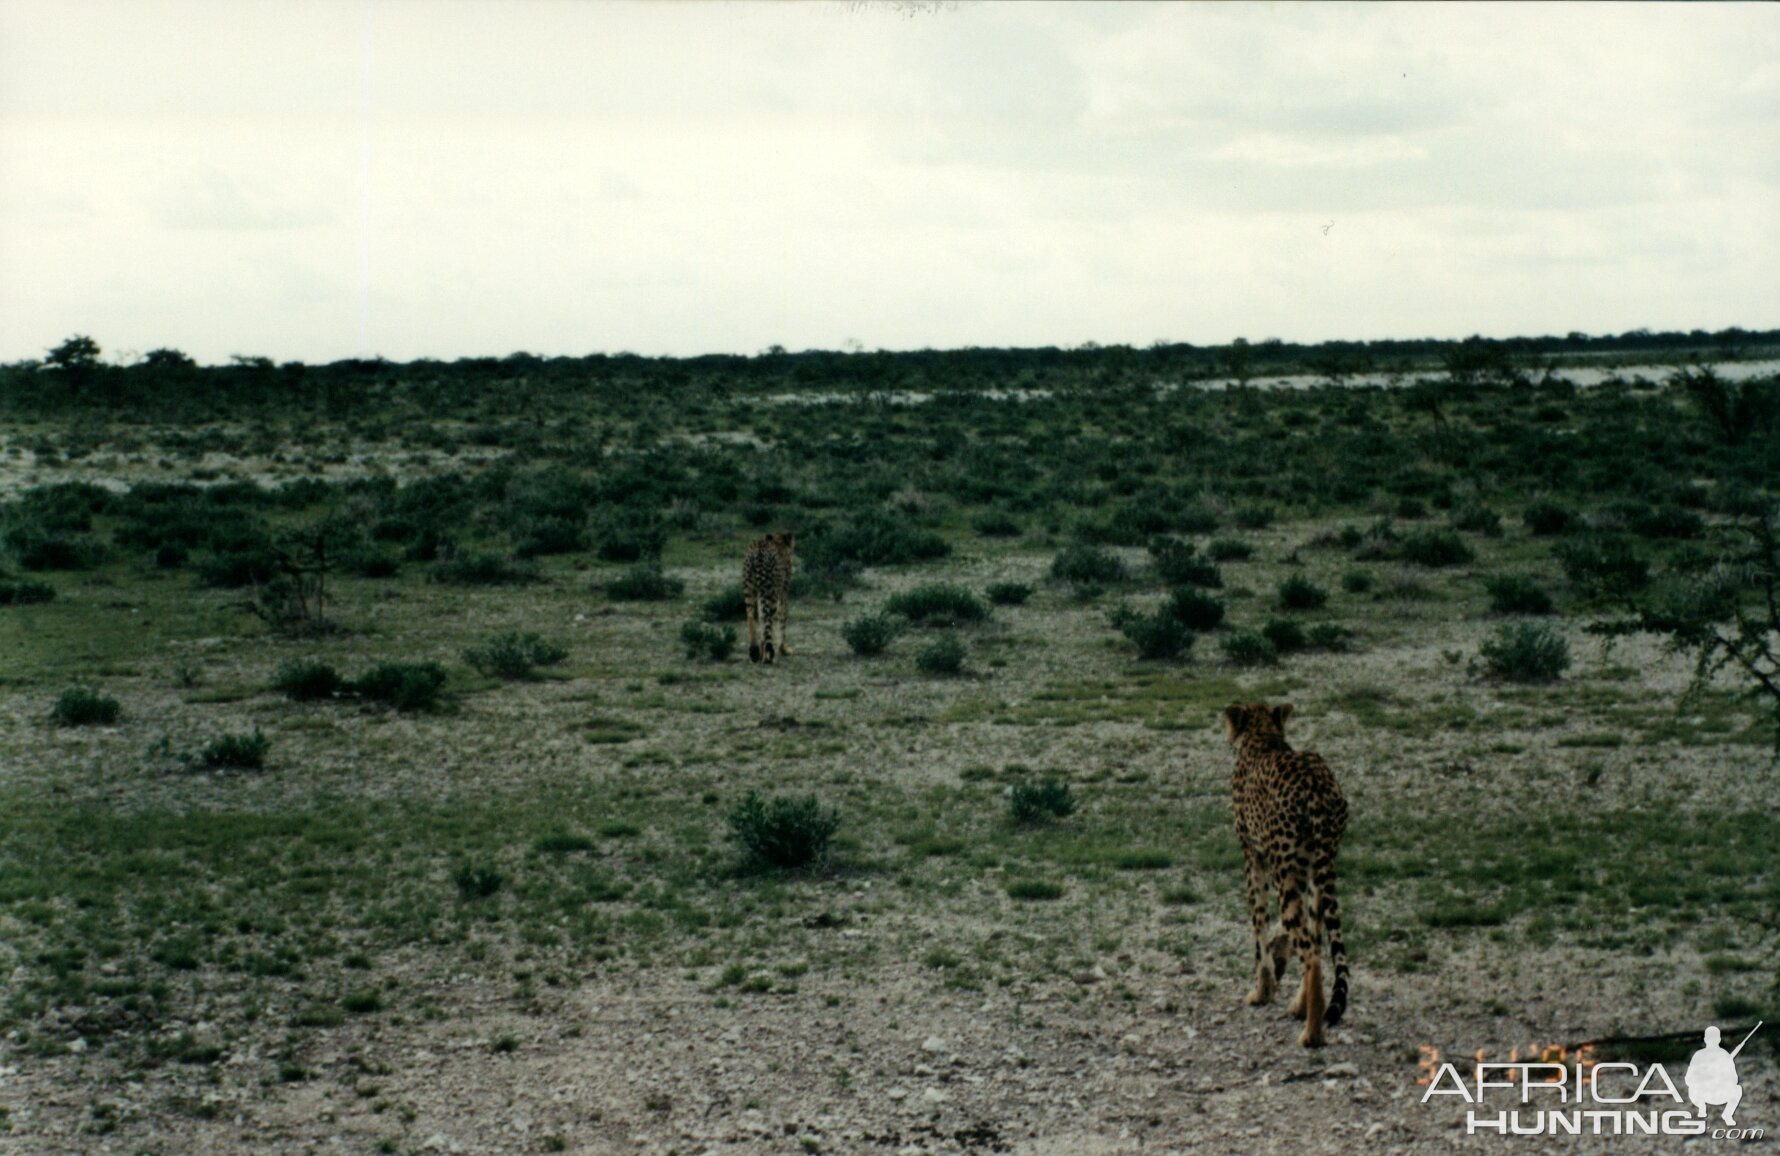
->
<box><xmin>1555</xmin><ymin>534</ymin><xmax>1649</xmax><ymax>597</ymax></box>
<box><xmin>462</xmin><ymin>632</ymin><xmax>569</xmax><ymax>679</ymax></box>
<box><xmin>1477</xmin><ymin>623</ymin><xmax>1571</xmax><ymax>683</ymax></box>
<box><xmin>201</xmin><ymin>729</ymin><xmax>270</xmax><ymax>770</ymax></box>
<box><xmin>1207</xmin><ymin>537</ymin><xmax>1254</xmax><ymax>562</ymax></box>
<box><xmin>1450</xmin><ymin>503</ymin><xmax>1502</xmax><ymax>537</ymax></box>
<box><xmin>1233</xmin><ymin>504</ymin><xmax>1275</xmax><ymax>530</ymax></box>
<box><xmin>1148</xmin><ymin>537</ymin><xmax>1222</xmax><ymax>588</ymax></box>
<box><xmin>1307</xmin><ymin>622</ymin><xmax>1355</xmax><ymax>651</ymax></box>
<box><xmin>51</xmin><ymin>687</ymin><xmax>121</xmax><ymax>726</ymax></box>
<box><xmin>1277</xmin><ymin>574</ymin><xmax>1329</xmax><ymax>611</ymax></box>
<box><xmin>680</xmin><ymin>620</ymin><xmax>738</xmax><ymax>661</ymax></box>
<box><xmin>1523</xmin><ymin>500</ymin><xmax>1574</xmax><ymax>536</ymax></box>
<box><xmin>884</xmin><ymin>584</ymin><xmax>987</xmax><ymax>627</ymax></box>
<box><xmin>1006</xmin><ymin>879</ymin><xmax>1065</xmax><ymax>901</ymax></box>
<box><xmin>1009</xmin><ymin>781</ymin><xmax>1075</xmax><ymax>824</ymax></box>
<box><xmin>1262</xmin><ymin>618</ymin><xmax>1307</xmax><ymax>654</ymax></box>
<box><xmin>605</xmin><ymin>565</ymin><xmax>684</xmax><ymax>601</ymax></box>
<box><xmin>1049</xmin><ymin>544</ymin><xmax>1126</xmax><ymax>585</ymax></box>
<box><xmin>429</xmin><ymin>552</ymin><xmax>537</xmax><ymax>586</ymax></box>
<box><xmin>1111</xmin><ymin>605</ymin><xmax>1195</xmax><ymax>661</ymax></box>
<box><xmin>0</xmin><ymin>578</ymin><xmax>55</xmax><ymax>605</ymax></box>
<box><xmin>700</xmin><ymin>586</ymin><xmax>747</xmax><ymax>623</ymax></box>
<box><xmin>343</xmin><ymin>546</ymin><xmax>401</xmax><ymax>578</ymax></box>
<box><xmin>1400</xmin><ymin>529</ymin><xmax>1474</xmax><ymax>567</ymax></box>
<box><xmin>1220</xmin><ymin>631</ymin><xmax>1279</xmax><ymax>667</ymax></box>
<box><xmin>840</xmin><ymin>613</ymin><xmax>899</xmax><ymax>657</ymax></box>
<box><xmin>803</xmin><ymin>511</ymin><xmax>949</xmax><ymax>568</ymax></box>
<box><xmin>985</xmin><ymin>581</ymin><xmax>1032</xmax><ymax>606</ymax></box>
<box><xmin>453</xmin><ymin>863</ymin><xmax>504</xmax><ymax>899</ymax></box>
<box><xmin>972</xmin><ymin>510</ymin><xmax>1022</xmax><ymax>538</ymax></box>
<box><xmin>1167</xmin><ymin>587</ymin><xmax>1225</xmax><ymax>630</ymax></box>
<box><xmin>595</xmin><ymin>512</ymin><xmax>665</xmax><ymax>563</ymax></box>
<box><xmin>351</xmin><ymin>662</ymin><xmax>448</xmax><ymax>711</ymax></box>
<box><xmin>513</xmin><ymin>515</ymin><xmax>588</xmax><ymax>559</ymax></box>
<box><xmin>274</xmin><ymin>659</ymin><xmax>344</xmax><ymax>701</ymax></box>
<box><xmin>1485</xmin><ymin>574</ymin><xmax>1555</xmax><ymax>615</ymax></box>
<box><xmin>915</xmin><ymin>634</ymin><xmax>967</xmax><ymax>675</ymax></box>
<box><xmin>727</xmin><ymin>791</ymin><xmax>841</xmax><ymax>869</ymax></box>
<box><xmin>4</xmin><ymin>528</ymin><xmax>106</xmax><ymax>571</ymax></box>
<box><xmin>1340</xmin><ymin>568</ymin><xmax>1374</xmax><ymax>595</ymax></box>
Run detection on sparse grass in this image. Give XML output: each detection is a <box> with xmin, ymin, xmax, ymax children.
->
<box><xmin>462</xmin><ymin>632</ymin><xmax>569</xmax><ymax>679</ymax></box>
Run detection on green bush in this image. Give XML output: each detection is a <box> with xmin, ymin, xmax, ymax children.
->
<box><xmin>0</xmin><ymin>578</ymin><xmax>55</xmax><ymax>605</ymax></box>
<box><xmin>513</xmin><ymin>515</ymin><xmax>588</xmax><ymax>559</ymax></box>
<box><xmin>985</xmin><ymin>581</ymin><xmax>1032</xmax><ymax>607</ymax></box>
<box><xmin>453</xmin><ymin>863</ymin><xmax>504</xmax><ymax>899</ymax></box>
<box><xmin>1277</xmin><ymin>574</ymin><xmax>1329</xmax><ymax>610</ymax></box>
<box><xmin>351</xmin><ymin>662</ymin><xmax>448</xmax><ymax>711</ymax></box>
<box><xmin>429</xmin><ymin>552</ymin><xmax>537</xmax><ymax>586</ymax></box>
<box><xmin>680</xmin><ymin>620</ymin><xmax>737</xmax><ymax>661</ymax></box>
<box><xmin>840</xmin><ymin>613</ymin><xmax>899</xmax><ymax>656</ymax></box>
<box><xmin>201</xmin><ymin>729</ymin><xmax>270</xmax><ymax>770</ymax></box>
<box><xmin>462</xmin><ymin>632</ymin><xmax>569</xmax><ymax>679</ymax></box>
<box><xmin>915</xmin><ymin>634</ymin><xmax>967</xmax><ymax>676</ymax></box>
<box><xmin>1400</xmin><ymin>529</ymin><xmax>1474</xmax><ymax>567</ymax></box>
<box><xmin>1207</xmin><ymin>537</ymin><xmax>1254</xmax><ymax>562</ymax></box>
<box><xmin>1111</xmin><ymin>606</ymin><xmax>1195</xmax><ymax>661</ymax></box>
<box><xmin>727</xmin><ymin>791</ymin><xmax>841</xmax><ymax>869</ymax></box>
<box><xmin>1166</xmin><ymin>587</ymin><xmax>1225</xmax><ymax>630</ymax></box>
<box><xmin>972</xmin><ymin>510</ymin><xmax>1022</xmax><ymax>539</ymax></box>
<box><xmin>1451</xmin><ymin>503</ymin><xmax>1502</xmax><ymax>537</ymax></box>
<box><xmin>1340</xmin><ymin>568</ymin><xmax>1374</xmax><ymax>595</ymax></box>
<box><xmin>1006</xmin><ymin>879</ymin><xmax>1065</xmax><ymax>901</ymax></box>
<box><xmin>1477</xmin><ymin>623</ymin><xmax>1571</xmax><ymax>683</ymax></box>
<box><xmin>700</xmin><ymin>586</ymin><xmax>748</xmax><ymax>623</ymax></box>
<box><xmin>1220</xmin><ymin>631</ymin><xmax>1279</xmax><ymax>667</ymax></box>
<box><xmin>1523</xmin><ymin>500</ymin><xmax>1574</xmax><ymax>536</ymax></box>
<box><xmin>1148</xmin><ymin>537</ymin><xmax>1221</xmax><ymax>588</ymax></box>
<box><xmin>1009</xmin><ymin>781</ymin><xmax>1075</xmax><ymax>824</ymax></box>
<box><xmin>51</xmin><ymin>687</ymin><xmax>121</xmax><ymax>726</ymax></box>
<box><xmin>343</xmin><ymin>546</ymin><xmax>400</xmax><ymax>579</ymax></box>
<box><xmin>595</xmin><ymin>512</ymin><xmax>665</xmax><ymax>563</ymax></box>
<box><xmin>4</xmin><ymin>528</ymin><xmax>106</xmax><ymax>571</ymax></box>
<box><xmin>274</xmin><ymin>659</ymin><xmax>344</xmax><ymax>701</ymax></box>
<box><xmin>1556</xmin><ymin>534</ymin><xmax>1649</xmax><ymax>596</ymax></box>
<box><xmin>1050</xmin><ymin>544</ymin><xmax>1126</xmax><ymax>585</ymax></box>
<box><xmin>803</xmin><ymin>511</ymin><xmax>948</xmax><ymax>568</ymax></box>
<box><xmin>1233</xmin><ymin>504</ymin><xmax>1275</xmax><ymax>530</ymax></box>
<box><xmin>884</xmin><ymin>584</ymin><xmax>987</xmax><ymax>627</ymax></box>
<box><xmin>1485</xmin><ymin>574</ymin><xmax>1554</xmax><ymax>615</ymax></box>
<box><xmin>605</xmin><ymin>564</ymin><xmax>684</xmax><ymax>601</ymax></box>
<box><xmin>1307</xmin><ymin>623</ymin><xmax>1355</xmax><ymax>652</ymax></box>
<box><xmin>1262</xmin><ymin>618</ymin><xmax>1307</xmax><ymax>654</ymax></box>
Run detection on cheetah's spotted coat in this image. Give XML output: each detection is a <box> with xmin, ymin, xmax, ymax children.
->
<box><xmin>1223</xmin><ymin>702</ymin><xmax>1350</xmax><ymax>1047</ymax></box>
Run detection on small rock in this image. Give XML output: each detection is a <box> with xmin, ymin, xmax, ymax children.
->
<box><xmin>1364</xmin><ymin>1122</ymin><xmax>1387</xmax><ymax>1140</ymax></box>
<box><xmin>920</xmin><ymin>1035</ymin><xmax>947</xmax><ymax>1054</ymax></box>
<box><xmin>68</xmin><ymin>1038</ymin><xmax>87</xmax><ymax>1054</ymax></box>
<box><xmin>886</xmin><ymin>1087</ymin><xmax>908</xmax><ymax>1101</ymax></box>
<box><xmin>1324</xmin><ymin>1062</ymin><xmax>1359</xmax><ymax>1078</ymax></box>
<box><xmin>921</xmin><ymin>1087</ymin><xmax>947</xmax><ymax>1104</ymax></box>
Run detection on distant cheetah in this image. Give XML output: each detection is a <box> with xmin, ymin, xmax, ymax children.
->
<box><xmin>742</xmin><ymin>532</ymin><xmax>794</xmax><ymax>664</ymax></box>
<box><xmin>1222</xmin><ymin>702</ymin><xmax>1350</xmax><ymax>1047</ymax></box>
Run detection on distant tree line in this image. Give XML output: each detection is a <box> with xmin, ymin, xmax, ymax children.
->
<box><xmin>2</xmin><ymin>327</ymin><xmax>1773</xmax><ymax>419</ymax></box>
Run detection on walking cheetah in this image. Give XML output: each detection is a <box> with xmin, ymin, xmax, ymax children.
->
<box><xmin>1222</xmin><ymin>702</ymin><xmax>1349</xmax><ymax>1047</ymax></box>
<box><xmin>742</xmin><ymin>532</ymin><xmax>794</xmax><ymax>664</ymax></box>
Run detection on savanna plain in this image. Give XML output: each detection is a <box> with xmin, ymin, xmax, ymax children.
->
<box><xmin>1</xmin><ymin>337</ymin><xmax>1777</xmax><ymax>1154</ymax></box>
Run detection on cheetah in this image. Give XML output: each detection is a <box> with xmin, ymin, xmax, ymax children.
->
<box><xmin>742</xmin><ymin>532</ymin><xmax>794</xmax><ymax>664</ymax></box>
<box><xmin>1222</xmin><ymin>702</ymin><xmax>1349</xmax><ymax>1047</ymax></box>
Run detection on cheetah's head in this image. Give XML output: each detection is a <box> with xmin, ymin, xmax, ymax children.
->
<box><xmin>1222</xmin><ymin>702</ymin><xmax>1292</xmax><ymax>748</ymax></box>
<box><xmin>772</xmin><ymin>531</ymin><xmax>796</xmax><ymax>553</ymax></box>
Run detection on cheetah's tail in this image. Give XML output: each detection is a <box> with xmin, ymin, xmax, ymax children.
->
<box><xmin>1319</xmin><ymin>864</ymin><xmax>1349</xmax><ymax>1027</ymax></box>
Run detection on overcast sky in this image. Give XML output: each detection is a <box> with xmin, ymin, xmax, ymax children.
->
<box><xmin>2</xmin><ymin>1</ymin><xmax>1776</xmax><ymax>366</ymax></box>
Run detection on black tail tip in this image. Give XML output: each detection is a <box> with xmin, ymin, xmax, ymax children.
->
<box><xmin>762</xmin><ymin>642</ymin><xmax>775</xmax><ymax>663</ymax></box>
<box><xmin>1324</xmin><ymin>992</ymin><xmax>1348</xmax><ymax>1027</ymax></box>
<box><xmin>748</xmin><ymin>644</ymin><xmax>762</xmax><ymax>663</ymax></box>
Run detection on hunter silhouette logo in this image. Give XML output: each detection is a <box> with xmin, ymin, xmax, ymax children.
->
<box><xmin>1688</xmin><ymin>1023</ymin><xmax>1761</xmax><ymax>1126</ymax></box>
<box><xmin>1420</xmin><ymin>1021</ymin><xmax>1765</xmax><ymax>1139</ymax></box>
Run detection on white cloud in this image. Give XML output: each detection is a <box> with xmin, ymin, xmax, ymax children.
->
<box><xmin>0</xmin><ymin>0</ymin><xmax>1775</xmax><ymax>364</ymax></box>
